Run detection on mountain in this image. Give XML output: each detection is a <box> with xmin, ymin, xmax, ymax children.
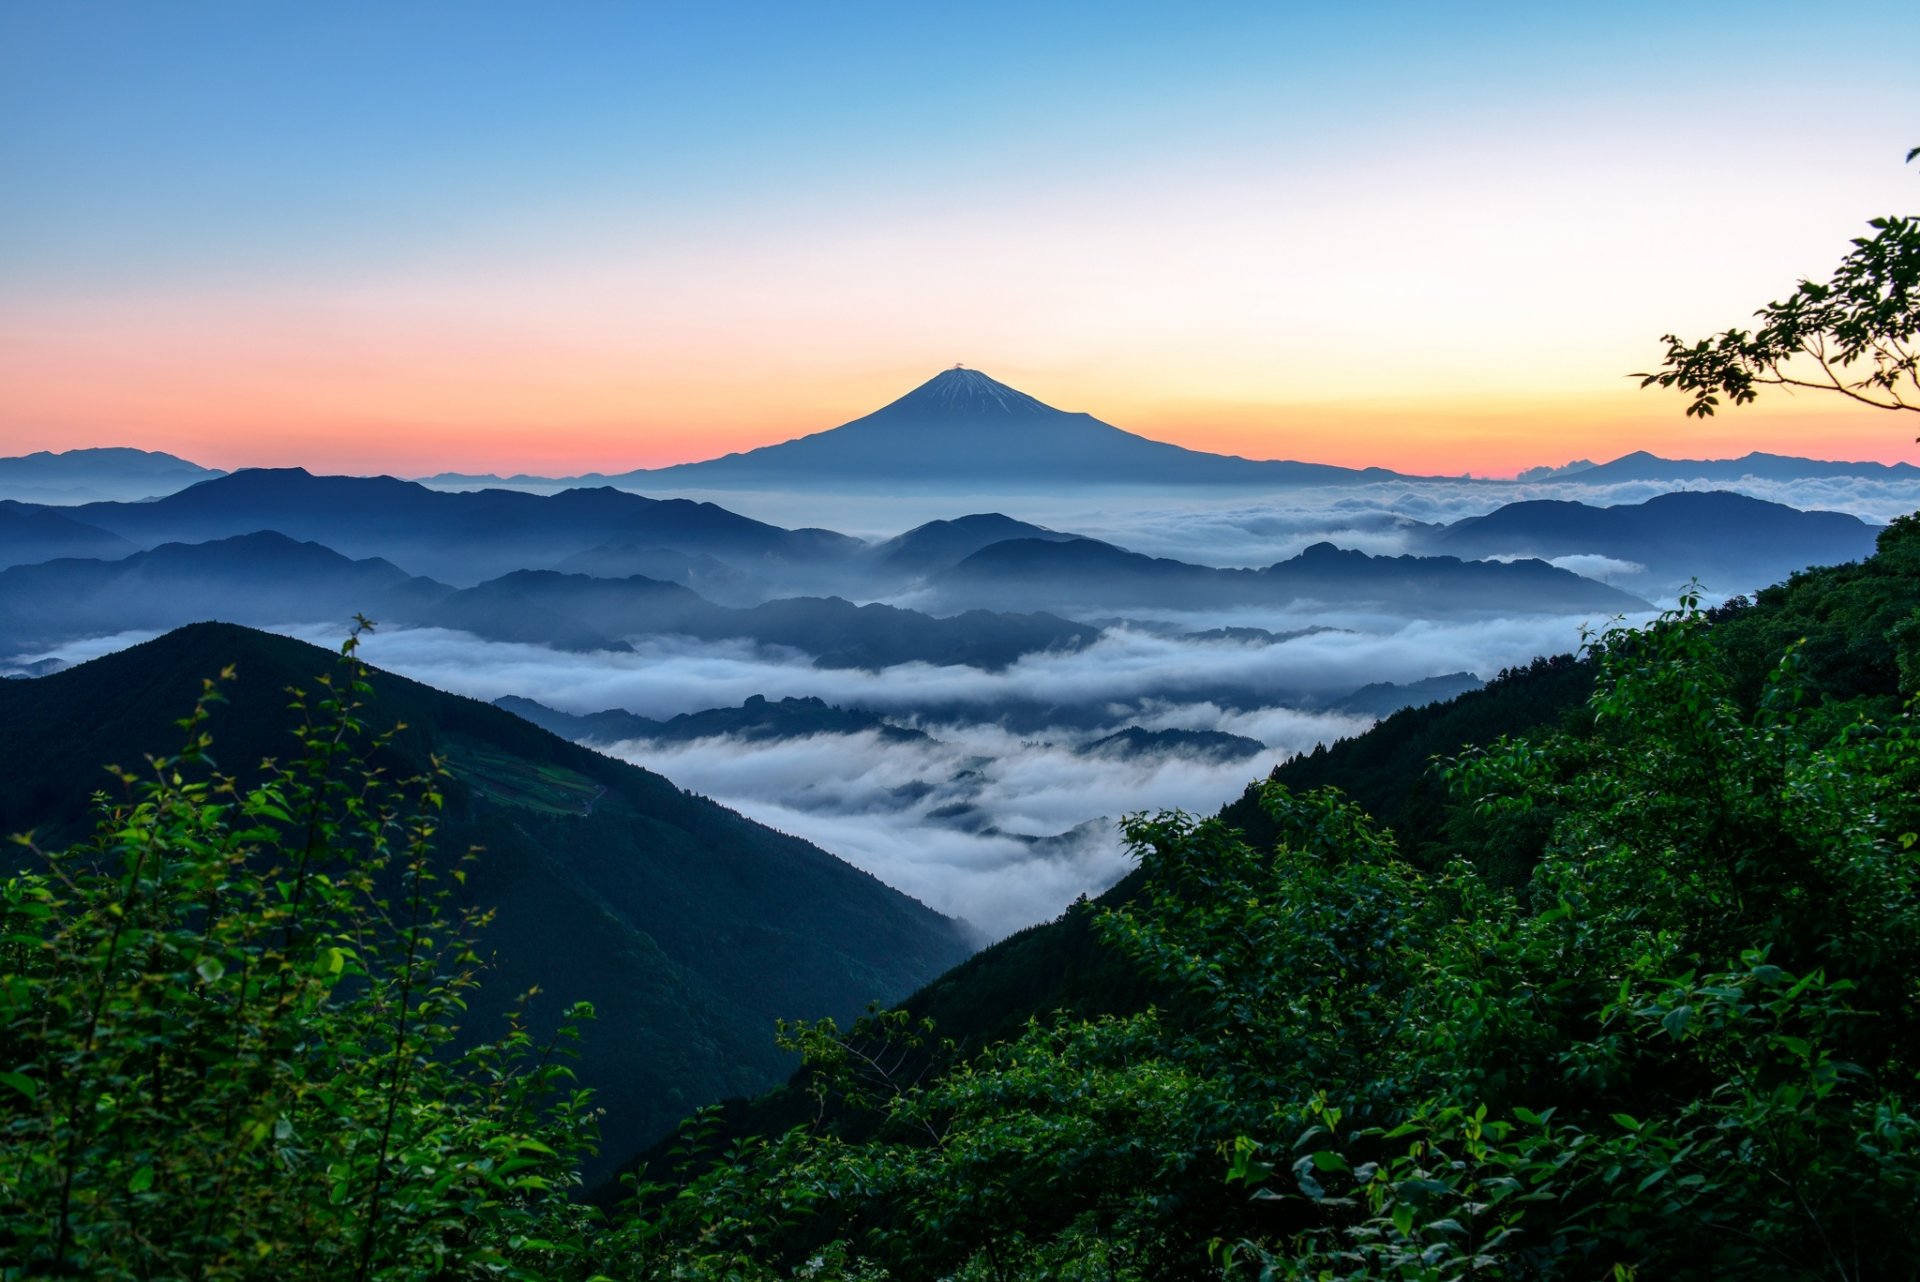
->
<box><xmin>0</xmin><ymin>622</ymin><xmax>973</xmax><ymax>1184</ymax></box>
<box><xmin>1078</xmin><ymin>726</ymin><xmax>1267</xmax><ymax>763</ymax></box>
<box><xmin>68</xmin><ymin>470</ymin><xmax>864</xmax><ymax>585</ymax></box>
<box><xmin>0</xmin><ymin>500</ymin><xmax>138</xmax><ymax>568</ymax></box>
<box><xmin>0</xmin><ymin>533</ymin><xmax>1101</xmax><ymax>671</ymax></box>
<box><xmin>0</xmin><ymin>446</ymin><xmax>225</xmax><ymax>504</ymax></box>
<box><xmin>926</xmin><ymin>536</ymin><xmax>1651</xmax><ymax>615</ymax></box>
<box><xmin>0</xmin><ymin>531</ymin><xmax>452</xmax><ymax>655</ymax></box>
<box><xmin>1421</xmin><ymin>490</ymin><xmax>1881</xmax><ymax>595</ymax></box>
<box><xmin>431</xmin><ymin>570</ymin><xmax>1100</xmax><ymax>668</ymax></box>
<box><xmin>1326</xmin><ymin>671</ymin><xmax>1485</xmax><ymax>718</ymax></box>
<box><xmin>868</xmin><ymin>513</ymin><xmax>1085</xmax><ymax>578</ymax></box>
<box><xmin>1555</xmin><ymin>449</ymin><xmax>1920</xmax><ymax>484</ymax></box>
<box><xmin>609</xmin><ymin>368</ymin><xmax>1420</xmax><ymax>490</ymax></box>
<box><xmin>498</xmin><ymin>692</ymin><xmax>931</xmax><ymax>746</ymax></box>
<box><xmin>551</xmin><ymin>543</ymin><xmax>768</xmax><ymax>605</ymax></box>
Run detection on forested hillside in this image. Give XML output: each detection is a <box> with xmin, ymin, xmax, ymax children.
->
<box><xmin>4</xmin><ymin>520</ymin><xmax>1915</xmax><ymax>1278</ymax></box>
<box><xmin>0</xmin><ymin>623</ymin><xmax>971</xmax><ymax>1188</ymax></box>
<box><xmin>603</xmin><ymin>515</ymin><xmax>1920</xmax><ymax>1278</ymax></box>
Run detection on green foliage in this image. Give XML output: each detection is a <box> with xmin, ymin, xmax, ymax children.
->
<box><xmin>0</xmin><ymin>621</ymin><xmax>972</xmax><ymax>1184</ymax></box>
<box><xmin>0</xmin><ymin>626</ymin><xmax>603</xmax><ymax>1279</ymax></box>
<box><xmin>7</xmin><ymin>540</ymin><xmax>1919</xmax><ymax>1278</ymax></box>
<box><xmin>615</xmin><ymin>530</ymin><xmax>1920</xmax><ymax>1279</ymax></box>
<box><xmin>1637</xmin><ymin>147</ymin><xmax>1918</xmax><ymax>430</ymax></box>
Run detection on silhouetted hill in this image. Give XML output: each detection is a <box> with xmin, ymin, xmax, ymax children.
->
<box><xmin>1078</xmin><ymin>726</ymin><xmax>1266</xmax><ymax>763</ymax></box>
<box><xmin>0</xmin><ymin>622</ymin><xmax>973</xmax><ymax>1184</ymax></box>
<box><xmin>0</xmin><ymin>531</ymin><xmax>452</xmax><ymax>654</ymax></box>
<box><xmin>869</xmin><ymin>513</ymin><xmax>1084</xmax><ymax>577</ymax></box>
<box><xmin>551</xmin><ymin>543</ymin><xmax>767</xmax><ymax>605</ymax></box>
<box><xmin>70</xmin><ymin>470</ymin><xmax>863</xmax><ymax>584</ymax></box>
<box><xmin>1325</xmin><ymin>671</ymin><xmax>1485</xmax><ymax>718</ymax></box>
<box><xmin>929</xmin><ymin>536</ymin><xmax>1650</xmax><ymax>614</ymax></box>
<box><xmin>1562</xmin><ymin>449</ymin><xmax>1920</xmax><ymax>484</ymax></box>
<box><xmin>0</xmin><ymin>446</ymin><xmax>224</xmax><ymax>503</ymax></box>
<box><xmin>498</xmin><ymin>692</ymin><xmax>930</xmax><ymax>746</ymax></box>
<box><xmin>1422</xmin><ymin>490</ymin><xmax>1879</xmax><ymax>594</ymax></box>
<box><xmin>432</xmin><ymin>570</ymin><xmax>1100</xmax><ymax>668</ymax></box>
<box><xmin>616</xmin><ymin>369</ymin><xmax>1419</xmax><ymax>490</ymax></box>
<box><xmin>0</xmin><ymin>500</ymin><xmax>137</xmax><ymax>568</ymax></box>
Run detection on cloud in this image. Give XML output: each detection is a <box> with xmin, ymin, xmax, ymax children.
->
<box><xmin>656</xmin><ymin>476</ymin><xmax>1917</xmax><ymax>570</ymax></box>
<box><xmin>281</xmin><ymin>611</ymin><xmax>1622</xmax><ymax>722</ymax></box>
<box><xmin>10</xmin><ymin>572</ymin><xmax>1649</xmax><ymax>941</ymax></box>
<box><xmin>596</xmin><ymin>719</ymin><xmax>1326</xmax><ymax>939</ymax></box>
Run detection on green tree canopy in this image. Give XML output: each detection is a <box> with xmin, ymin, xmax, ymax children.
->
<box><xmin>1639</xmin><ymin>147</ymin><xmax>1919</xmax><ymax>435</ymax></box>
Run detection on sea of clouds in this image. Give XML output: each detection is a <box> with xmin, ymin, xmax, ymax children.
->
<box><xmin>15</xmin><ymin>598</ymin><xmax>1654</xmax><ymax>939</ymax></box>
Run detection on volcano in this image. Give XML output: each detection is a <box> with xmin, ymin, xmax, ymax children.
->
<box><xmin>617</xmin><ymin>367</ymin><xmax>1415</xmax><ymax>490</ymax></box>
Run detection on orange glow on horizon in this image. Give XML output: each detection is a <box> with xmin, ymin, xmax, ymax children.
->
<box><xmin>3</xmin><ymin>328</ymin><xmax>1920</xmax><ymax>483</ymax></box>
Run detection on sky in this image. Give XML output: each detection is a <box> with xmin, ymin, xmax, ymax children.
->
<box><xmin>2</xmin><ymin>1</ymin><xmax>1917</xmax><ymax>478</ymax></box>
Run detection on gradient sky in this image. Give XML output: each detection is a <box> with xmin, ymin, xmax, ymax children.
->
<box><xmin>2</xmin><ymin>1</ymin><xmax>1917</xmax><ymax>477</ymax></box>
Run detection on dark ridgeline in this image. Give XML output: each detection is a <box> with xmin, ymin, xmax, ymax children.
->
<box><xmin>496</xmin><ymin>692</ymin><xmax>933</xmax><ymax>747</ymax></box>
<box><xmin>924</xmin><ymin>535</ymin><xmax>1652</xmax><ymax>614</ymax></box>
<box><xmin>1558</xmin><ymin>449</ymin><xmax>1920</xmax><ymax>484</ymax></box>
<box><xmin>62</xmin><ymin>469</ymin><xmax>862</xmax><ymax>585</ymax></box>
<box><xmin>0</xmin><ymin>537</ymin><xmax>1098</xmax><ymax>671</ymax></box>
<box><xmin>1416</xmin><ymin>489</ymin><xmax>1882</xmax><ymax>595</ymax></box>
<box><xmin>0</xmin><ymin>622</ymin><xmax>974</xmax><ymax>1185</ymax></box>
<box><xmin>0</xmin><ymin>446</ymin><xmax>225</xmax><ymax>504</ymax></box>
<box><xmin>0</xmin><ymin>499</ymin><xmax>137</xmax><ymax>568</ymax></box>
<box><xmin>865</xmin><ymin>512</ymin><xmax>1085</xmax><ymax>579</ymax></box>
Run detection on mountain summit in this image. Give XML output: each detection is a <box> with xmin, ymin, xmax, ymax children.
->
<box><xmin>880</xmin><ymin>367</ymin><xmax>1060</xmax><ymax>421</ymax></box>
<box><xmin>624</xmin><ymin>368</ymin><xmax>1413</xmax><ymax>490</ymax></box>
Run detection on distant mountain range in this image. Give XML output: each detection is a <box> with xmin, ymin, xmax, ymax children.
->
<box><xmin>1534</xmin><ymin>450</ymin><xmax>1920</xmax><ymax>485</ymax></box>
<box><xmin>57</xmin><ymin>468</ymin><xmax>862</xmax><ymax>586</ymax></box>
<box><xmin>0</xmin><ymin>500</ymin><xmax>137</xmax><ymax>568</ymax></box>
<box><xmin>0</xmin><ymin>533</ymin><xmax>1100</xmax><ymax>670</ymax></box>
<box><xmin>0</xmin><ymin>531</ymin><xmax>450</xmax><ymax>653</ymax></box>
<box><xmin>923</xmin><ymin>536</ymin><xmax>1651</xmax><ymax>615</ymax></box>
<box><xmin>1079</xmin><ymin>726</ymin><xmax>1266</xmax><ymax>763</ymax></box>
<box><xmin>1412</xmin><ymin>490</ymin><xmax>1882</xmax><ymax>596</ymax></box>
<box><xmin>498</xmin><ymin>693</ymin><xmax>931</xmax><ymax>747</ymax></box>
<box><xmin>867</xmin><ymin>513</ymin><xmax>1082</xmax><ymax>578</ymax></box>
<box><xmin>431</xmin><ymin>570</ymin><xmax>1099</xmax><ymax>666</ymax></box>
<box><xmin>9</xmin><ymin>394</ymin><xmax>1915</xmax><ymax>511</ymax></box>
<box><xmin>0</xmin><ymin>623</ymin><xmax>973</xmax><ymax>1184</ymax></box>
<box><xmin>0</xmin><ymin>446</ymin><xmax>224</xmax><ymax>504</ymax></box>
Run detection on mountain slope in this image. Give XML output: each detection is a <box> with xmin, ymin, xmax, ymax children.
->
<box><xmin>0</xmin><ymin>500</ymin><xmax>138</xmax><ymax>568</ymax></box>
<box><xmin>927</xmin><ymin>536</ymin><xmax>1651</xmax><ymax>614</ymax></box>
<box><xmin>1422</xmin><ymin>490</ymin><xmax>1880</xmax><ymax>594</ymax></box>
<box><xmin>1564</xmin><ymin>449</ymin><xmax>1920</xmax><ymax>484</ymax></box>
<box><xmin>70</xmin><ymin>470</ymin><xmax>863</xmax><ymax>585</ymax></box>
<box><xmin>868</xmin><ymin>513</ymin><xmax>1085</xmax><ymax>578</ymax></box>
<box><xmin>0</xmin><ymin>531</ymin><xmax>452</xmax><ymax>654</ymax></box>
<box><xmin>620</xmin><ymin>368</ymin><xmax>1418</xmax><ymax>490</ymax></box>
<box><xmin>431</xmin><ymin>569</ymin><xmax>1100</xmax><ymax>668</ymax></box>
<box><xmin>497</xmin><ymin>692</ymin><xmax>932</xmax><ymax>746</ymax></box>
<box><xmin>0</xmin><ymin>623</ymin><xmax>974</xmax><ymax>1183</ymax></box>
<box><xmin>0</xmin><ymin>446</ymin><xmax>225</xmax><ymax>503</ymax></box>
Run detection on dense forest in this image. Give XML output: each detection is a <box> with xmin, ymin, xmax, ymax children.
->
<box><xmin>1</xmin><ymin>514</ymin><xmax>1913</xmax><ymax>1278</ymax></box>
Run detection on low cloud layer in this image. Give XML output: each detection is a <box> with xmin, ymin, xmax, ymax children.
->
<box><xmin>628</xmin><ymin>475</ymin><xmax>1918</xmax><ymax>570</ymax></box>
<box><xmin>598</xmin><ymin>721</ymin><xmax>1357</xmax><ymax>939</ymax></box>
<box><xmin>14</xmin><ymin>602</ymin><xmax>1638</xmax><ymax>939</ymax></box>
<box><xmin>304</xmin><ymin>612</ymin><xmax>1621</xmax><ymax>721</ymax></box>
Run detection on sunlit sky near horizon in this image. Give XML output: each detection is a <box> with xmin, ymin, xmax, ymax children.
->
<box><xmin>2</xmin><ymin>1</ymin><xmax>1917</xmax><ymax>478</ymax></box>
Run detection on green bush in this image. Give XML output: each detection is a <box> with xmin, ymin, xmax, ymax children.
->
<box><xmin>0</xmin><ymin>627</ymin><xmax>602</xmax><ymax>1281</ymax></box>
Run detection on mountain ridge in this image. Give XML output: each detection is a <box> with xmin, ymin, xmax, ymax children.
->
<box><xmin>0</xmin><ymin>621</ymin><xmax>975</xmax><ymax>1183</ymax></box>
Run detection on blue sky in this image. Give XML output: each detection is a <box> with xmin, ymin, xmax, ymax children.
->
<box><xmin>2</xmin><ymin>1</ymin><xmax>1916</xmax><ymax>472</ymax></box>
